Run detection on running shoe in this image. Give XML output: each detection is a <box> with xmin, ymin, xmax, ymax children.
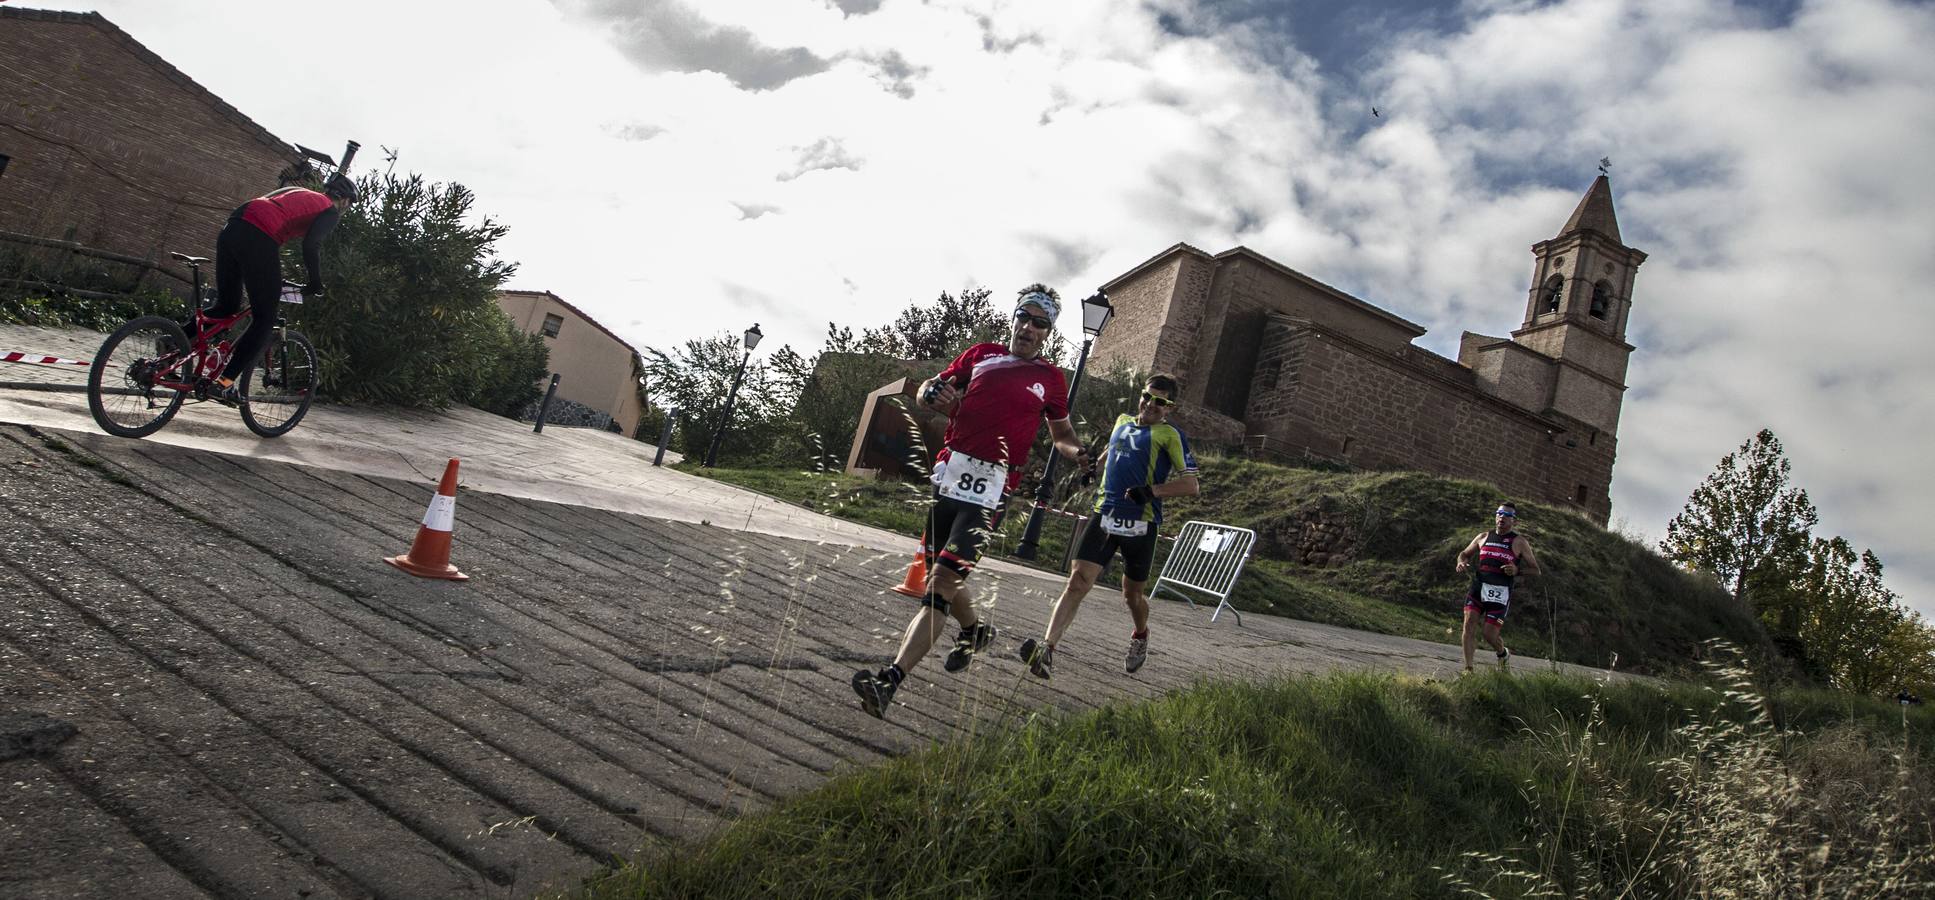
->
<box><xmin>851</xmin><ymin>669</ymin><xmax>896</xmax><ymax>719</ymax></box>
<box><xmin>943</xmin><ymin>621</ymin><xmax>996</xmax><ymax>673</ymax></box>
<box><xmin>1017</xmin><ymin>637</ymin><xmax>1053</xmax><ymax>679</ymax></box>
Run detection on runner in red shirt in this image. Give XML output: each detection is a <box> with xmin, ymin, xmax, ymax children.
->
<box><xmin>196</xmin><ymin>174</ymin><xmax>355</xmax><ymax>403</ymax></box>
<box><xmin>852</xmin><ymin>284</ymin><xmax>1091</xmax><ymax>719</ymax></box>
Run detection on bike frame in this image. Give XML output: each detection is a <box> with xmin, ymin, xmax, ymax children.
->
<box><xmin>152</xmin><ymin>259</ymin><xmax>286</xmax><ymax>394</ymax></box>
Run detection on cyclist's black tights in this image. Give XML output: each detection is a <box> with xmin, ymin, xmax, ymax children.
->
<box><xmin>198</xmin><ymin>216</ymin><xmax>282</xmax><ymax>382</ymax></box>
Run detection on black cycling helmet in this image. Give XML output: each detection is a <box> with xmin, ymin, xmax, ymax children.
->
<box><xmin>324</xmin><ymin>173</ymin><xmax>358</xmax><ymax>202</ymax></box>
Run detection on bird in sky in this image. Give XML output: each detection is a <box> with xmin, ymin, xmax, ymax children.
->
<box><xmin>1372</xmin><ymin>106</ymin><xmax>1381</xmax><ymax>117</ymax></box>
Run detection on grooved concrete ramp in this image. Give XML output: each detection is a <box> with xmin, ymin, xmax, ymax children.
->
<box><xmin>0</xmin><ymin>392</ymin><xmax>1616</xmax><ymax>898</ymax></box>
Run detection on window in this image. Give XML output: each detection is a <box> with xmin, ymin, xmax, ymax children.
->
<box><xmin>541</xmin><ymin>313</ymin><xmax>563</xmax><ymax>338</ymax></box>
<box><xmin>1590</xmin><ymin>281</ymin><xmax>1612</xmax><ymax>319</ymax></box>
<box><xmin>0</xmin><ymin>153</ymin><xmax>10</xmax><ymax>178</ymax></box>
<box><xmin>1576</xmin><ymin>484</ymin><xmax>1589</xmax><ymax>504</ymax></box>
<box><xmin>1541</xmin><ymin>275</ymin><xmax>1563</xmax><ymax>313</ymax></box>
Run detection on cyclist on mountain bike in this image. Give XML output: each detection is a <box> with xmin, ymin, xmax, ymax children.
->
<box><xmin>192</xmin><ymin>173</ymin><xmax>355</xmax><ymax>403</ymax></box>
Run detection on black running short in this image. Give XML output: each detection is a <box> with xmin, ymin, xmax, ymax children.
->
<box><xmin>1074</xmin><ymin>515</ymin><xmax>1159</xmax><ymax>582</ymax></box>
<box><xmin>924</xmin><ymin>492</ymin><xmax>996</xmax><ymax>577</ymax></box>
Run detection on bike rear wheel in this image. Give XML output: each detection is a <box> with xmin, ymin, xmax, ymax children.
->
<box><xmin>87</xmin><ymin>315</ymin><xmax>190</xmax><ymax>438</ymax></box>
<box><xmin>239</xmin><ymin>328</ymin><xmax>317</xmax><ymax>438</ymax></box>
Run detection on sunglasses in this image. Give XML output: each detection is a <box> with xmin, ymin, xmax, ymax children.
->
<box><xmin>1140</xmin><ymin>391</ymin><xmax>1175</xmax><ymax>407</ymax></box>
<box><xmin>1013</xmin><ymin>311</ymin><xmax>1053</xmax><ymax>330</ymax></box>
<box><xmin>1494</xmin><ymin>509</ymin><xmax>1516</xmax><ymax>518</ymax></box>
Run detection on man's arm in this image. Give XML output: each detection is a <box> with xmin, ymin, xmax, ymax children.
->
<box><xmin>1046</xmin><ymin>417</ymin><xmax>1088</xmax><ymax>467</ymax></box>
<box><xmin>1153</xmin><ymin>474</ymin><xmax>1199</xmax><ymax>498</ymax></box>
<box><xmin>1512</xmin><ymin>538</ymin><xmax>1541</xmax><ymax>576</ymax></box>
<box><xmin>300</xmin><ymin>207</ymin><xmax>342</xmax><ymax>292</ymax></box>
<box><xmin>1454</xmin><ymin>533</ymin><xmax>1484</xmax><ymax>572</ymax></box>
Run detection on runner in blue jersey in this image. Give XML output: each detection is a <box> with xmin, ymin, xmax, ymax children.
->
<box><xmin>1455</xmin><ymin>502</ymin><xmax>1542</xmax><ymax>673</ymax></box>
<box><xmin>1018</xmin><ymin>374</ymin><xmax>1199</xmax><ymax>677</ymax></box>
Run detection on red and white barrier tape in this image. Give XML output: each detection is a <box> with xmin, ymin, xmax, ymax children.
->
<box><xmin>1</xmin><ymin>350</ymin><xmax>92</xmax><ymax>367</ymax></box>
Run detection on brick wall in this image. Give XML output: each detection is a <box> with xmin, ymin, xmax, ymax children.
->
<box><xmin>1246</xmin><ymin>321</ymin><xmax>1616</xmax><ymax>522</ymax></box>
<box><xmin>0</xmin><ymin>11</ymin><xmax>298</xmax><ymax>282</ymax></box>
<box><xmin>1089</xmin><ymin>256</ymin><xmax>1177</xmax><ymax>377</ymax></box>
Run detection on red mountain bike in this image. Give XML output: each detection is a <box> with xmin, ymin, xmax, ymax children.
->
<box><xmin>86</xmin><ymin>251</ymin><xmax>318</xmax><ymax>439</ymax></box>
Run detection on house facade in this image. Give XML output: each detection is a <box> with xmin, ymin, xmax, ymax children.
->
<box><xmin>495</xmin><ymin>289</ymin><xmax>643</xmax><ymax>436</ymax></box>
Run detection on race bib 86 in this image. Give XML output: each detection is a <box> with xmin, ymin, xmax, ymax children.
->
<box><xmin>934</xmin><ymin>452</ymin><xmax>1006</xmax><ymax>510</ymax></box>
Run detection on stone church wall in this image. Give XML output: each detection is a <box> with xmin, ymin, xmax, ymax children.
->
<box><xmin>1243</xmin><ymin>320</ymin><xmax>1617</xmax><ymax>522</ymax></box>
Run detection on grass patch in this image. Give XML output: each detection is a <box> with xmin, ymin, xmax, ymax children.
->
<box><xmin>564</xmin><ymin>665</ymin><xmax>1934</xmax><ymax>899</ymax></box>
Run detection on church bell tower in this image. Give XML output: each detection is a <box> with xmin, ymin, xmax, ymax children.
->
<box><xmin>1512</xmin><ymin>175</ymin><xmax>1648</xmax><ymax>436</ymax></box>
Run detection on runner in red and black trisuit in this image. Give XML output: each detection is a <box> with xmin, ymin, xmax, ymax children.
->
<box><xmin>851</xmin><ymin>284</ymin><xmax>1091</xmax><ymax>719</ymax></box>
<box><xmin>194</xmin><ymin>173</ymin><xmax>356</xmax><ymax>403</ymax></box>
<box><xmin>1455</xmin><ymin>501</ymin><xmax>1542</xmax><ymax>672</ymax></box>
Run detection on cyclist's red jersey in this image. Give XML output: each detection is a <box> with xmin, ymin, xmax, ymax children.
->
<box><xmin>933</xmin><ymin>342</ymin><xmax>1069</xmax><ymax>491</ymax></box>
<box><xmin>240</xmin><ymin>188</ymin><xmax>336</xmax><ymax>244</ymax></box>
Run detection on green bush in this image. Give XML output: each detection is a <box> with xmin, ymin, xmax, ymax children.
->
<box><xmin>285</xmin><ymin>171</ymin><xmax>546</xmax><ymax>409</ymax></box>
<box><xmin>0</xmin><ymin>289</ymin><xmax>186</xmax><ymax>331</ymax></box>
<box><xmin>0</xmin><ymin>242</ymin><xmax>190</xmax><ymax>330</ymax></box>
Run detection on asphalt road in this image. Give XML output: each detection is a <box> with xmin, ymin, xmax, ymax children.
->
<box><xmin>0</xmin><ymin>410</ymin><xmax>1611</xmax><ymax>899</ymax></box>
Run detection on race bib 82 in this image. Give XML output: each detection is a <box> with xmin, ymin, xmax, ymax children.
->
<box><xmin>1480</xmin><ymin>583</ymin><xmax>1510</xmax><ymax>605</ymax></box>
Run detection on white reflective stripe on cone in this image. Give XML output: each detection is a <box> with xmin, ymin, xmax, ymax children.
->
<box><xmin>422</xmin><ymin>494</ymin><xmax>456</xmax><ymax>532</ymax></box>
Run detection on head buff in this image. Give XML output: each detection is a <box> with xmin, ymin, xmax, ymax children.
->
<box><xmin>1017</xmin><ymin>290</ymin><xmax>1060</xmax><ymax>324</ymax></box>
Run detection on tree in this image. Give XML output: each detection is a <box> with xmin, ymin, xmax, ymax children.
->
<box><xmin>889</xmin><ymin>287</ymin><xmax>1008</xmax><ymax>360</ymax></box>
<box><xmin>1661</xmin><ymin>429</ymin><xmax>1819</xmax><ymax>619</ymax></box>
<box><xmin>289</xmin><ymin>171</ymin><xmax>546</xmax><ymax>412</ymax></box>
<box><xmin>1874</xmin><ymin>614</ymin><xmax>1935</xmax><ymax>698</ymax></box>
<box><xmin>822</xmin><ymin>322</ymin><xmax>901</xmax><ymax>357</ymax></box>
<box><xmin>1763</xmin><ymin>537</ymin><xmax>1925</xmax><ymax>695</ymax></box>
<box><xmin>642</xmin><ymin>330</ymin><xmax>781</xmax><ymax>464</ymax></box>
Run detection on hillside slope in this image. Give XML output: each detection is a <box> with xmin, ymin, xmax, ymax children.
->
<box><xmin>1153</xmin><ymin>458</ymin><xmax>1773</xmax><ymax>676</ymax></box>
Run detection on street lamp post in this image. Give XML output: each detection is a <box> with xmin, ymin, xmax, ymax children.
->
<box><xmin>702</xmin><ymin>322</ymin><xmax>763</xmax><ymax>468</ymax></box>
<box><xmin>1014</xmin><ymin>291</ymin><xmax>1113</xmax><ymax>560</ymax></box>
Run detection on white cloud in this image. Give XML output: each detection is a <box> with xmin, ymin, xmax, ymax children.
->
<box><xmin>34</xmin><ymin>0</ymin><xmax>1935</xmax><ymax>615</ymax></box>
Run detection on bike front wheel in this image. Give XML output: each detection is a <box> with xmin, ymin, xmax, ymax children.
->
<box><xmin>87</xmin><ymin>315</ymin><xmax>190</xmax><ymax>438</ymax></box>
<box><xmin>239</xmin><ymin>329</ymin><xmax>318</xmax><ymax>438</ymax></box>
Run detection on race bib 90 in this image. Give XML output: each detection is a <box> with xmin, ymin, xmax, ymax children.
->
<box><xmin>1100</xmin><ymin>515</ymin><xmax>1149</xmax><ymax>537</ymax></box>
<box><xmin>1480</xmin><ymin>583</ymin><xmax>1510</xmax><ymax>605</ymax></box>
<box><xmin>934</xmin><ymin>452</ymin><xmax>1007</xmax><ymax>510</ymax></box>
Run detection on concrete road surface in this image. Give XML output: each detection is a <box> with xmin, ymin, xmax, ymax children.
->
<box><xmin>0</xmin><ymin>347</ymin><xmax>1615</xmax><ymax>898</ymax></box>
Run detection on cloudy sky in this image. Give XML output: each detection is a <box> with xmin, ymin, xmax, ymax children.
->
<box><xmin>29</xmin><ymin>0</ymin><xmax>1935</xmax><ymax>615</ymax></box>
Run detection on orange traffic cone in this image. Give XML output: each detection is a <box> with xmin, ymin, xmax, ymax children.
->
<box><xmin>891</xmin><ymin>540</ymin><xmax>930</xmax><ymax>598</ymax></box>
<box><xmin>385</xmin><ymin>458</ymin><xmax>469</xmax><ymax>581</ymax></box>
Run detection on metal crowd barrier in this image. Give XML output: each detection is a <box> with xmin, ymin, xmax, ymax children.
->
<box><xmin>1150</xmin><ymin>521</ymin><xmax>1257</xmax><ymax>625</ymax></box>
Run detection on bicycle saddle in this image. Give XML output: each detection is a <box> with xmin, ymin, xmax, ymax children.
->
<box><xmin>170</xmin><ymin>252</ymin><xmax>210</xmax><ymax>265</ymax></box>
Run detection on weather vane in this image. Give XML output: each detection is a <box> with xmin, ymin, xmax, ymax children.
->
<box><xmin>1598</xmin><ymin>156</ymin><xmax>1612</xmax><ymax>176</ymax></box>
